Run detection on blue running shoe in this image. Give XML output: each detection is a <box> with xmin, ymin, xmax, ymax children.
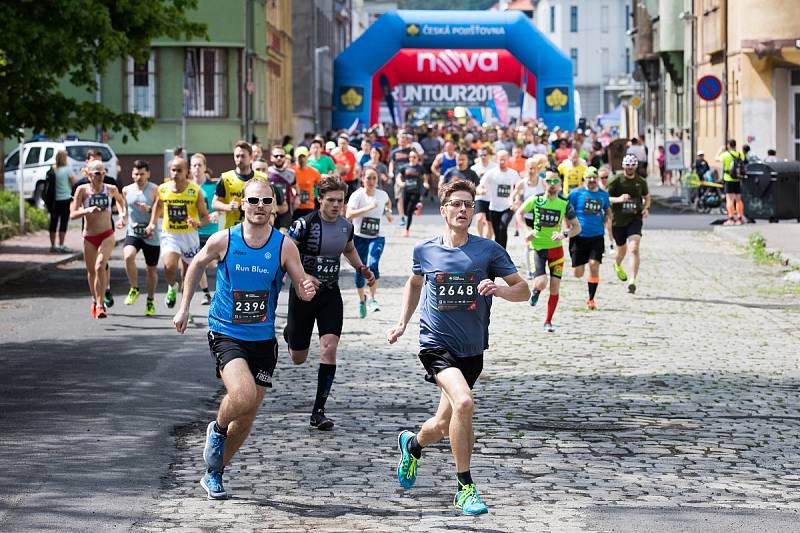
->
<box><xmin>454</xmin><ymin>483</ymin><xmax>488</xmax><ymax>515</ymax></box>
<box><xmin>203</xmin><ymin>421</ymin><xmax>226</xmax><ymax>472</ymax></box>
<box><xmin>528</xmin><ymin>289</ymin><xmax>540</xmax><ymax>307</ymax></box>
<box><xmin>200</xmin><ymin>470</ymin><xmax>228</xmax><ymax>500</ymax></box>
<box><xmin>396</xmin><ymin>430</ymin><xmax>419</xmax><ymax>489</ymax></box>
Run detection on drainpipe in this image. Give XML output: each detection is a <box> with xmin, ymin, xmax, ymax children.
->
<box><xmin>722</xmin><ymin>0</ymin><xmax>729</xmax><ymax>143</ymax></box>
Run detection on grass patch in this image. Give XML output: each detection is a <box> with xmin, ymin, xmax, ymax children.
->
<box><xmin>744</xmin><ymin>232</ymin><xmax>783</xmax><ymax>265</ymax></box>
<box><xmin>0</xmin><ymin>191</ymin><xmax>49</xmax><ymax>241</ymax></box>
<box><xmin>756</xmin><ymin>284</ymin><xmax>800</xmax><ymax>296</ymax></box>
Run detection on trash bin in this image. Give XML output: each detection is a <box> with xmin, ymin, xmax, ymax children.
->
<box><xmin>743</xmin><ymin>161</ymin><xmax>800</xmax><ymax>222</ymax></box>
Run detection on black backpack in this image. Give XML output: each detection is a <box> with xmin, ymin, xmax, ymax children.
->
<box><xmin>729</xmin><ymin>151</ymin><xmax>747</xmax><ymax>181</ymax></box>
<box><xmin>43</xmin><ymin>167</ymin><xmax>57</xmax><ymax>211</ymax></box>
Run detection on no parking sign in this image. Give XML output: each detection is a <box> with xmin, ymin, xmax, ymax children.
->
<box><xmin>665</xmin><ymin>140</ymin><xmax>683</xmax><ymax>171</ymax></box>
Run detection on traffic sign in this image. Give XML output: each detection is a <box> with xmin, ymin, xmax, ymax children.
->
<box><xmin>665</xmin><ymin>140</ymin><xmax>683</xmax><ymax>171</ymax></box>
<box><xmin>697</xmin><ymin>75</ymin><xmax>722</xmax><ymax>101</ymax></box>
<box><xmin>630</xmin><ymin>95</ymin><xmax>642</xmax><ymax>108</ymax></box>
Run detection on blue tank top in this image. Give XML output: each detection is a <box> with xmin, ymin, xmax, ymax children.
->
<box><xmin>208</xmin><ymin>225</ymin><xmax>285</xmax><ymax>341</ymax></box>
<box><xmin>440</xmin><ymin>153</ymin><xmax>457</xmax><ymax>175</ymax></box>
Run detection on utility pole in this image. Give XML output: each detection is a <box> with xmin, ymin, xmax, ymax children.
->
<box><xmin>314</xmin><ymin>46</ymin><xmax>330</xmax><ymax>134</ymax></box>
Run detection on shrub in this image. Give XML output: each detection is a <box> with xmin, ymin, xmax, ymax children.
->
<box><xmin>0</xmin><ymin>191</ymin><xmax>51</xmax><ymax>241</ymax></box>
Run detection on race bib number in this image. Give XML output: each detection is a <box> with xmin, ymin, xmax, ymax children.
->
<box><xmin>313</xmin><ymin>256</ymin><xmax>340</xmax><ymax>284</ymax></box>
<box><xmin>435</xmin><ymin>272</ymin><xmax>478</xmax><ymax>312</ymax></box>
<box><xmin>232</xmin><ymin>290</ymin><xmax>268</xmax><ymax>324</ymax></box>
<box><xmin>89</xmin><ymin>193</ymin><xmax>110</xmax><ymax>210</ymax></box>
<box><xmin>360</xmin><ymin>217</ymin><xmax>380</xmax><ymax>237</ymax></box>
<box><xmin>583</xmin><ymin>198</ymin><xmax>603</xmax><ymax>215</ymax></box>
<box><xmin>167</xmin><ymin>204</ymin><xmax>188</xmax><ymax>222</ymax></box>
<box><xmin>537</xmin><ymin>208</ymin><xmax>561</xmax><ymax>228</ymax></box>
<box><xmin>299</xmin><ymin>190</ymin><xmax>311</xmax><ymax>204</ymax></box>
<box><xmin>132</xmin><ymin>223</ymin><xmax>148</xmax><ymax>237</ymax></box>
<box><xmin>497</xmin><ymin>184</ymin><xmax>511</xmax><ymax>198</ymax></box>
<box><xmin>621</xmin><ymin>199</ymin><xmax>639</xmax><ymax>214</ymax></box>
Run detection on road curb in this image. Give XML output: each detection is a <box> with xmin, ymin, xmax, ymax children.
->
<box><xmin>0</xmin><ymin>236</ymin><xmax>126</xmax><ymax>287</ymax></box>
<box><xmin>713</xmin><ymin>226</ymin><xmax>800</xmax><ymax>269</ymax></box>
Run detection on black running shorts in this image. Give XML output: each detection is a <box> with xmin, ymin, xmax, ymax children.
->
<box><xmin>286</xmin><ymin>286</ymin><xmax>344</xmax><ymax>350</ymax></box>
<box><xmin>611</xmin><ymin>220</ymin><xmax>643</xmax><ymax>246</ymax></box>
<box><xmin>475</xmin><ymin>199</ymin><xmax>490</xmax><ymax>215</ymax></box>
<box><xmin>124</xmin><ymin>235</ymin><xmax>160</xmax><ymax>266</ymax></box>
<box><xmin>207</xmin><ymin>331</ymin><xmax>278</xmax><ymax>388</ymax></box>
<box><xmin>569</xmin><ymin>235</ymin><xmax>605</xmax><ymax>267</ymax></box>
<box><xmin>418</xmin><ymin>349</ymin><xmax>483</xmax><ymax>390</ymax></box>
<box><xmin>724</xmin><ymin>180</ymin><xmax>741</xmax><ymax>194</ymax></box>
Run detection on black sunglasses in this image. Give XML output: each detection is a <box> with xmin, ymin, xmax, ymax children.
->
<box><xmin>272</xmin><ymin>154</ymin><xmax>286</xmax><ymax>159</ymax></box>
<box><xmin>245</xmin><ymin>196</ymin><xmax>274</xmax><ymax>206</ymax></box>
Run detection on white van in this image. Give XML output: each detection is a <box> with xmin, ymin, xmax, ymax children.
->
<box><xmin>3</xmin><ymin>140</ymin><xmax>119</xmax><ymax>208</ymax></box>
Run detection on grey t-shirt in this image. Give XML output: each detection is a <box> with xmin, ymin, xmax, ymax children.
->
<box><xmin>288</xmin><ymin>211</ymin><xmax>354</xmax><ymax>290</ymax></box>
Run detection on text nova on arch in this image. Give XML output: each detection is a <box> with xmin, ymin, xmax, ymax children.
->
<box><xmin>416</xmin><ymin>49</ymin><xmax>499</xmax><ymax>75</ymax></box>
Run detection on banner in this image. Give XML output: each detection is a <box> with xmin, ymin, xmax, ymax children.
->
<box><xmin>391</xmin><ymin>84</ymin><xmax>521</xmax><ymax>108</ymax></box>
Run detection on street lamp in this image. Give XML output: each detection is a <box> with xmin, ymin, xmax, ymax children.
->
<box><xmin>679</xmin><ymin>9</ymin><xmax>697</xmax><ymax>167</ymax></box>
<box><xmin>314</xmin><ymin>46</ymin><xmax>330</xmax><ymax>134</ymax></box>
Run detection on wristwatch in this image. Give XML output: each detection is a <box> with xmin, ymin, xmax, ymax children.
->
<box><xmin>562</xmin><ymin>230</ymin><xmax>570</xmax><ymax>238</ymax></box>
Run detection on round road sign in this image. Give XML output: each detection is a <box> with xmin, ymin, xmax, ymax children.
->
<box><xmin>697</xmin><ymin>75</ymin><xmax>722</xmax><ymax>101</ymax></box>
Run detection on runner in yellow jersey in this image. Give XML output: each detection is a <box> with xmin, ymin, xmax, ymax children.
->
<box><xmin>147</xmin><ymin>158</ymin><xmax>210</xmax><ymax>309</ymax></box>
<box><xmin>557</xmin><ymin>149</ymin><xmax>587</xmax><ymax>195</ymax></box>
<box><xmin>212</xmin><ymin>140</ymin><xmax>269</xmax><ymax>229</ymax></box>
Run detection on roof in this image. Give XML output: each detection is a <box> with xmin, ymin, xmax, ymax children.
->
<box><xmin>489</xmin><ymin>0</ymin><xmax>535</xmax><ymax>11</ymax></box>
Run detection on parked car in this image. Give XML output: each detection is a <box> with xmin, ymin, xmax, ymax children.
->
<box><xmin>3</xmin><ymin>139</ymin><xmax>119</xmax><ymax>209</ymax></box>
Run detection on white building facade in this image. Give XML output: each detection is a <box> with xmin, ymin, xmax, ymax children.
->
<box><xmin>534</xmin><ymin>0</ymin><xmax>636</xmax><ymax>121</ymax></box>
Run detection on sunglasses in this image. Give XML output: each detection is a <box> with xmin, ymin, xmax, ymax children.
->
<box><xmin>545</xmin><ymin>178</ymin><xmax>561</xmax><ymax>185</ymax></box>
<box><xmin>245</xmin><ymin>196</ymin><xmax>274</xmax><ymax>206</ymax></box>
<box><xmin>90</xmin><ymin>171</ymin><xmax>104</xmax><ymax>177</ymax></box>
<box><xmin>272</xmin><ymin>154</ymin><xmax>286</xmax><ymax>159</ymax></box>
<box><xmin>445</xmin><ymin>200</ymin><xmax>476</xmax><ymax>209</ymax></box>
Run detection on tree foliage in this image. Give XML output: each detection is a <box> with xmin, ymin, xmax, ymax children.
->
<box><xmin>0</xmin><ymin>0</ymin><xmax>206</xmax><ymax>140</ymax></box>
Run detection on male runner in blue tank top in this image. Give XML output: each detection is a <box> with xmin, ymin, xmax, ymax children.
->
<box><xmin>387</xmin><ymin>180</ymin><xmax>529</xmax><ymax>515</ymax></box>
<box><xmin>173</xmin><ymin>176</ymin><xmax>316</xmax><ymax>500</ymax></box>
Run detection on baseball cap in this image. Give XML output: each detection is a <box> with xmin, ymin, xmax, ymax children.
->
<box><xmin>294</xmin><ymin>146</ymin><xmax>309</xmax><ymax>157</ymax></box>
<box><xmin>325</xmin><ymin>141</ymin><xmax>336</xmax><ymax>151</ymax></box>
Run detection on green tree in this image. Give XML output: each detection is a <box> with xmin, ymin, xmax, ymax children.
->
<box><xmin>0</xmin><ymin>0</ymin><xmax>206</xmax><ymax>141</ymax></box>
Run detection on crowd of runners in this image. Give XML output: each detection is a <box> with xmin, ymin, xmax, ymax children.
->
<box><xmin>68</xmin><ymin>120</ymin><xmax>663</xmax><ymax>515</ymax></box>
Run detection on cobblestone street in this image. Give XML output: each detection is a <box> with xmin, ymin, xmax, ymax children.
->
<box><xmin>144</xmin><ymin>215</ymin><xmax>800</xmax><ymax>532</ymax></box>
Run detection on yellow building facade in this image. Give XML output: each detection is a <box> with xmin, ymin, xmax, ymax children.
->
<box><xmin>265</xmin><ymin>0</ymin><xmax>293</xmax><ymax>146</ymax></box>
<box><xmin>695</xmin><ymin>0</ymin><xmax>800</xmax><ymax>160</ymax></box>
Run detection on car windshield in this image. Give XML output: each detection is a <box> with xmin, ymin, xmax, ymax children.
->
<box><xmin>66</xmin><ymin>145</ymin><xmax>114</xmax><ymax>162</ymax></box>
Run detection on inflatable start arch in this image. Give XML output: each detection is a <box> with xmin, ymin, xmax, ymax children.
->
<box><xmin>332</xmin><ymin>10</ymin><xmax>575</xmax><ymax>130</ymax></box>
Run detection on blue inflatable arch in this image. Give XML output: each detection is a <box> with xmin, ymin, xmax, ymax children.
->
<box><xmin>332</xmin><ymin>10</ymin><xmax>575</xmax><ymax>130</ymax></box>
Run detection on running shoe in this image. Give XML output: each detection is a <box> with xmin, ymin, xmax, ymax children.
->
<box><xmin>402</xmin><ymin>229</ymin><xmax>410</xmax><ymax>238</ymax></box>
<box><xmin>90</xmin><ymin>302</ymin><xmax>97</xmax><ymax>319</ymax></box>
<box><xmin>368</xmin><ymin>298</ymin><xmax>380</xmax><ymax>313</ymax></box>
<box><xmin>415</xmin><ymin>202</ymin><xmax>423</xmax><ymax>216</ymax></box>
<box><xmin>202</xmin><ymin>292</ymin><xmax>212</xmax><ymax>305</ymax></box>
<box><xmin>358</xmin><ymin>298</ymin><xmax>367</xmax><ymax>319</ymax></box>
<box><xmin>49</xmin><ymin>246</ymin><xmax>58</xmax><ymax>253</ymax></box>
<box><xmin>396</xmin><ymin>430</ymin><xmax>419</xmax><ymax>490</ymax></box>
<box><xmin>200</xmin><ymin>470</ymin><xmax>228</xmax><ymax>500</ymax></box>
<box><xmin>528</xmin><ymin>289</ymin><xmax>540</xmax><ymax>307</ymax></box>
<box><xmin>96</xmin><ymin>305</ymin><xmax>108</xmax><ymax>319</ymax></box>
<box><xmin>125</xmin><ymin>287</ymin><xmax>140</xmax><ymax>305</ymax></box>
<box><xmin>399</xmin><ymin>216</ymin><xmax>406</xmax><ymax>227</ymax></box>
<box><xmin>165</xmin><ymin>284</ymin><xmax>177</xmax><ymax>308</ymax></box>
<box><xmin>586</xmin><ymin>299</ymin><xmax>597</xmax><ymax>310</ymax></box>
<box><xmin>145</xmin><ymin>299</ymin><xmax>155</xmax><ymax>316</ymax></box>
<box><xmin>310</xmin><ymin>409</ymin><xmax>334</xmax><ymax>431</ymax></box>
<box><xmin>188</xmin><ymin>312</ymin><xmax>194</xmax><ymax>324</ymax></box>
<box><xmin>104</xmin><ymin>288</ymin><xmax>114</xmax><ymax>308</ymax></box>
<box><xmin>614</xmin><ymin>263</ymin><xmax>628</xmax><ymax>282</ymax></box>
<box><xmin>454</xmin><ymin>483</ymin><xmax>489</xmax><ymax>515</ymax></box>
<box><xmin>203</xmin><ymin>421</ymin><xmax>226</xmax><ymax>472</ymax></box>
<box><xmin>628</xmin><ymin>282</ymin><xmax>637</xmax><ymax>294</ymax></box>
<box><xmin>543</xmin><ymin>322</ymin><xmax>555</xmax><ymax>333</ymax></box>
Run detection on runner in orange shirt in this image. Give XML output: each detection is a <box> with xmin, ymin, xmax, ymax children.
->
<box><xmin>292</xmin><ymin>146</ymin><xmax>322</xmax><ymax>221</ymax></box>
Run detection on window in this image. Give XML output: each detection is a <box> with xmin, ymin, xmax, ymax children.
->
<box><xmin>184</xmin><ymin>48</ymin><xmax>227</xmax><ymax>117</ymax></box>
<box><xmin>549</xmin><ymin>5</ymin><xmax>556</xmax><ymax>33</ymax></box>
<box><xmin>791</xmin><ymin>70</ymin><xmax>800</xmax><ymax>86</ymax></box>
<box><xmin>44</xmin><ymin>148</ymin><xmax>54</xmax><ymax>163</ymax></box>
<box><xmin>66</xmin><ymin>145</ymin><xmax>113</xmax><ymax>162</ymax></box>
<box><xmin>625</xmin><ymin>47</ymin><xmax>631</xmax><ymax>74</ymax></box>
<box><xmin>570</xmin><ymin>6</ymin><xmax>578</xmax><ymax>32</ymax></box>
<box><xmin>601</xmin><ymin>48</ymin><xmax>609</xmax><ymax>75</ymax></box>
<box><xmin>601</xmin><ymin>5</ymin><xmax>609</xmax><ymax>33</ymax></box>
<box><xmin>570</xmin><ymin>48</ymin><xmax>578</xmax><ymax>77</ymax></box>
<box><xmin>625</xmin><ymin>4</ymin><xmax>631</xmax><ymax>31</ymax></box>
<box><xmin>127</xmin><ymin>53</ymin><xmax>156</xmax><ymax>117</ymax></box>
<box><xmin>5</xmin><ymin>150</ymin><xmax>19</xmax><ymax>171</ymax></box>
<box><xmin>25</xmin><ymin>147</ymin><xmax>41</xmax><ymax>166</ymax></box>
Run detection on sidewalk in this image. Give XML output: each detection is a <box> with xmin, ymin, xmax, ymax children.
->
<box><xmin>713</xmin><ymin>222</ymin><xmax>800</xmax><ymax>268</ymax></box>
<box><xmin>0</xmin><ymin>223</ymin><xmax>126</xmax><ymax>287</ymax></box>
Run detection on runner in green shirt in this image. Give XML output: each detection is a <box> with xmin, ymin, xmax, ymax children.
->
<box><xmin>607</xmin><ymin>154</ymin><xmax>651</xmax><ymax>294</ymax></box>
<box><xmin>307</xmin><ymin>139</ymin><xmax>337</xmax><ymax>176</ymax></box>
<box><xmin>515</xmin><ymin>171</ymin><xmax>580</xmax><ymax>333</ymax></box>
